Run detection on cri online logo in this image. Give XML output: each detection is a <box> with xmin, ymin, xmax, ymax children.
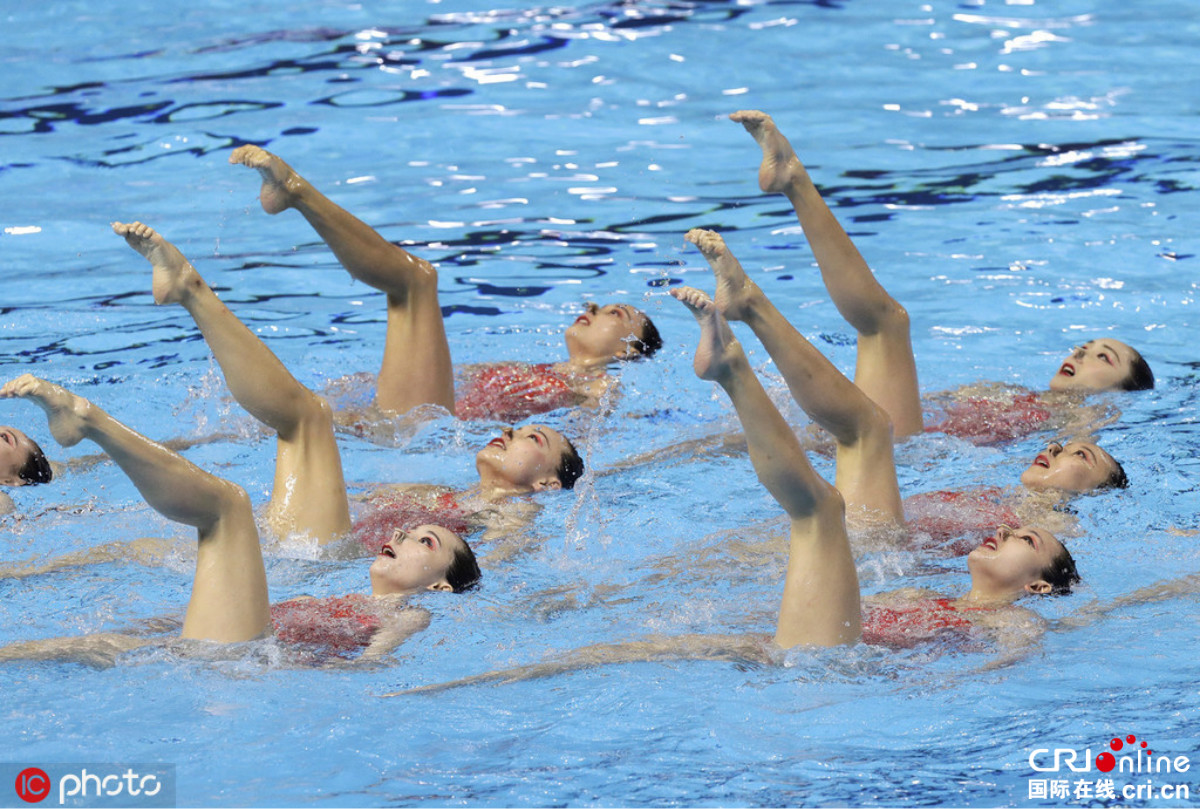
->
<box><xmin>1029</xmin><ymin>732</ymin><xmax>1191</xmax><ymax>775</ymax></box>
<box><xmin>1097</xmin><ymin>734</ymin><xmax>1150</xmax><ymax>773</ymax></box>
<box><xmin>15</xmin><ymin>768</ymin><xmax>50</xmax><ymax>803</ymax></box>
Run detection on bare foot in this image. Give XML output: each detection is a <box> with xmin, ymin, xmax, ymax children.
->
<box><xmin>669</xmin><ymin>287</ymin><xmax>743</xmax><ymax>382</ymax></box>
<box><xmin>112</xmin><ymin>221</ymin><xmax>203</xmax><ymax>305</ymax></box>
<box><xmin>729</xmin><ymin>110</ymin><xmax>811</xmax><ymax>195</ymax></box>
<box><xmin>684</xmin><ymin>229</ymin><xmax>759</xmax><ymax>322</ymax></box>
<box><xmin>229</xmin><ymin>145</ymin><xmax>302</xmax><ymax>215</ymax></box>
<box><xmin>0</xmin><ymin>375</ymin><xmax>90</xmax><ymax>447</ymax></box>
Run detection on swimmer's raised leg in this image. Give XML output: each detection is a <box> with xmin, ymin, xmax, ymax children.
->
<box><xmin>731</xmin><ymin>110</ymin><xmax>922</xmax><ymax>438</ymax></box>
<box><xmin>686</xmin><ymin>229</ymin><xmax>902</xmax><ymax>524</ymax></box>
<box><xmin>113</xmin><ymin>221</ymin><xmax>350</xmax><ymax>544</ymax></box>
<box><xmin>229</xmin><ymin>146</ymin><xmax>455</xmax><ymax>415</ymax></box>
<box><xmin>671</xmin><ymin>287</ymin><xmax>860</xmax><ymax>648</ymax></box>
<box><xmin>0</xmin><ymin>375</ymin><xmax>268</xmax><ymax>643</ymax></box>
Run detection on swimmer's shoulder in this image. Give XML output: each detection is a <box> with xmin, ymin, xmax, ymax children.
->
<box><xmin>360</xmin><ymin>602</ymin><xmax>431</xmax><ymax>659</ymax></box>
<box><xmin>367</xmin><ymin>481</ymin><xmax>456</xmax><ymax>502</ymax></box>
<box><xmin>930</xmin><ymin>381</ymin><xmax>1034</xmax><ymax>403</ymax></box>
<box><xmin>965</xmin><ymin>602</ymin><xmax>1045</xmax><ymax>632</ymax></box>
<box><xmin>864</xmin><ymin>587</ymin><xmax>940</xmax><ymax>608</ymax></box>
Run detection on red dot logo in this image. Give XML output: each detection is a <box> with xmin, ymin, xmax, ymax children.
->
<box><xmin>1111</xmin><ymin>738</ymin><xmax>1124</xmax><ymax>751</ymax></box>
<box><xmin>15</xmin><ymin>768</ymin><xmax>50</xmax><ymax>803</ymax></box>
<box><xmin>1096</xmin><ymin>752</ymin><xmax>1116</xmax><ymax>773</ymax></box>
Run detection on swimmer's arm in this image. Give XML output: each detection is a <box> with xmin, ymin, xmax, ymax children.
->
<box><xmin>1055</xmin><ymin>573</ymin><xmax>1200</xmax><ymax>632</ymax></box>
<box><xmin>63</xmin><ymin>432</ymin><xmax>246</xmax><ymax>473</ymax></box>
<box><xmin>1052</xmin><ymin>400</ymin><xmax>1119</xmax><ymax>440</ymax></box>
<box><xmin>600</xmin><ymin>426</ymin><xmax>829</xmax><ymax>480</ymax></box>
<box><xmin>475</xmin><ymin>498</ymin><xmax>537</xmax><ymax>541</ymax></box>
<box><xmin>0</xmin><ymin>633</ymin><xmax>153</xmax><ymax>668</ymax></box>
<box><xmin>379</xmin><ymin>633</ymin><xmax>773</xmax><ymax>697</ymax></box>
<box><xmin>0</xmin><ymin>537</ymin><xmax>175</xmax><ymax>580</ymax></box>
<box><xmin>569</xmin><ymin>372</ymin><xmax>618</xmax><ymax>410</ymax></box>
<box><xmin>478</xmin><ymin>532</ymin><xmax>537</xmax><ymax>566</ymax></box>
<box><xmin>0</xmin><ymin>490</ymin><xmax>12</xmax><ymax>515</ymax></box>
<box><xmin>598</xmin><ymin>429</ymin><xmax>749</xmax><ymax>477</ymax></box>
<box><xmin>971</xmin><ymin>607</ymin><xmax>1045</xmax><ymax>672</ymax></box>
<box><xmin>357</xmin><ymin>609</ymin><xmax>431</xmax><ymax>662</ymax></box>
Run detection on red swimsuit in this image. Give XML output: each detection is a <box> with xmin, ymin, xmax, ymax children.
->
<box><xmin>352</xmin><ymin>491</ymin><xmax>472</xmax><ymax>555</ymax></box>
<box><xmin>455</xmin><ymin>363</ymin><xmax>578</xmax><ymax>422</ymax></box>
<box><xmin>861</xmin><ymin>598</ymin><xmax>979</xmax><ymax>648</ymax></box>
<box><xmin>926</xmin><ymin>391</ymin><xmax>1051</xmax><ymax>445</ymax></box>
<box><xmin>271</xmin><ymin>594</ymin><xmax>381</xmax><ymax>658</ymax></box>
<box><xmin>905</xmin><ymin>487</ymin><xmax>1020</xmax><ymax>555</ymax></box>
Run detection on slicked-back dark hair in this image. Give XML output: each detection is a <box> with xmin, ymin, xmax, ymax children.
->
<box><xmin>17</xmin><ymin>439</ymin><xmax>52</xmax><ymax>485</ymax></box>
<box><xmin>1122</xmin><ymin>349</ymin><xmax>1155</xmax><ymax>391</ymax></box>
<box><xmin>1038</xmin><ymin>543</ymin><xmax>1081</xmax><ymax>596</ymax></box>
<box><xmin>446</xmin><ymin>538</ymin><xmax>482</xmax><ymax>593</ymax></box>
<box><xmin>629</xmin><ymin>313</ymin><xmax>663</xmax><ymax>359</ymax></box>
<box><xmin>556</xmin><ymin>437</ymin><xmax>585</xmax><ymax>490</ymax></box>
<box><xmin>1101</xmin><ymin>460</ymin><xmax>1129</xmax><ymax>490</ymax></box>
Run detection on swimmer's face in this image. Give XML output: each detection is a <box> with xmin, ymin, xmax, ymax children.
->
<box><xmin>1020</xmin><ymin>441</ymin><xmax>1121</xmax><ymax>492</ymax></box>
<box><xmin>966</xmin><ymin>524</ymin><xmax>1063</xmax><ymax>598</ymax></box>
<box><xmin>1049</xmin><ymin>339</ymin><xmax>1139</xmax><ymax>392</ymax></box>
<box><xmin>565</xmin><ymin>302</ymin><xmax>651</xmax><ymax>363</ymax></box>
<box><xmin>475</xmin><ymin>424</ymin><xmax>569</xmax><ymax>493</ymax></box>
<box><xmin>0</xmin><ymin>426</ymin><xmax>38</xmax><ymax>486</ymax></box>
<box><xmin>369</xmin><ymin>524</ymin><xmax>462</xmax><ymax>595</ymax></box>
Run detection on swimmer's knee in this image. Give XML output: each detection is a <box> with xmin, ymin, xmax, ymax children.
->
<box><xmin>214</xmin><ymin>481</ymin><xmax>254</xmax><ymax>523</ymax></box>
<box><xmin>309</xmin><ymin>392</ymin><xmax>336</xmax><ymax>425</ymax></box>
<box><xmin>864</xmin><ymin>399</ymin><xmax>896</xmax><ymax>441</ymax></box>
<box><xmin>291</xmin><ymin>390</ymin><xmax>337</xmax><ymax>432</ymax></box>
<box><xmin>872</xmin><ymin>299</ymin><xmax>910</xmax><ymax>334</ymax></box>
<box><xmin>815</xmin><ymin>478</ymin><xmax>846</xmax><ymax>518</ymax></box>
<box><xmin>411</xmin><ymin>257</ymin><xmax>440</xmax><ymax>289</ymax></box>
<box><xmin>844</xmin><ymin>396</ymin><xmax>894</xmax><ymax>446</ymax></box>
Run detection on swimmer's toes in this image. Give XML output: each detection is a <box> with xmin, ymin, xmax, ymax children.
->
<box><xmin>7</xmin><ymin>377</ymin><xmax>87</xmax><ymax>446</ymax></box>
<box><xmin>669</xmin><ymin>286</ymin><xmax>712</xmax><ymax>317</ymax></box>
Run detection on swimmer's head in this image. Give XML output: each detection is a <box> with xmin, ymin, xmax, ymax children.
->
<box><xmin>1049</xmin><ymin>339</ymin><xmax>1154</xmax><ymax>393</ymax></box>
<box><xmin>1037</xmin><ymin>542</ymin><xmax>1081</xmax><ymax>597</ymax></box>
<box><xmin>565</xmin><ymin>302</ymin><xmax>662</xmax><ymax>363</ymax></box>
<box><xmin>475</xmin><ymin>424</ymin><xmax>585</xmax><ymax>494</ymax></box>
<box><xmin>555</xmin><ymin>435</ymin><xmax>585</xmax><ymax>490</ymax></box>
<box><xmin>444</xmin><ymin>535</ymin><xmax>483</xmax><ymax>593</ymax></box>
<box><xmin>1020</xmin><ymin>440</ymin><xmax>1127</xmax><ymax>493</ymax></box>
<box><xmin>627</xmin><ymin>312</ymin><xmax>663</xmax><ymax>360</ymax></box>
<box><xmin>369</xmin><ymin>525</ymin><xmax>481</xmax><ymax>595</ymax></box>
<box><xmin>966</xmin><ymin>524</ymin><xmax>1078</xmax><ymax>600</ymax></box>
<box><xmin>0</xmin><ymin>426</ymin><xmax>52</xmax><ymax>487</ymax></box>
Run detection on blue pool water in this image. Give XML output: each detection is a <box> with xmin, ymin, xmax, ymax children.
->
<box><xmin>2</xmin><ymin>0</ymin><xmax>1198</xmax><ymax>806</ymax></box>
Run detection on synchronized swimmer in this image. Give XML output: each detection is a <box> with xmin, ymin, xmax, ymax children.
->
<box><xmin>114</xmin><ymin>220</ymin><xmax>583</xmax><ymax>554</ymax></box>
<box><xmin>229</xmin><ymin>145</ymin><xmax>662</xmax><ymax>426</ymax></box>
<box><xmin>0</xmin><ymin>424</ymin><xmax>52</xmax><ymax>515</ymax></box>
<box><xmin>0</xmin><ymin>375</ymin><xmax>477</xmax><ymax>667</ymax></box>
<box><xmin>0</xmin><ymin>109</ymin><xmax>1159</xmax><ymax>671</ymax></box>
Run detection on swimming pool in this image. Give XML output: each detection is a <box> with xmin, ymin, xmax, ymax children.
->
<box><xmin>2</xmin><ymin>0</ymin><xmax>1198</xmax><ymax>806</ymax></box>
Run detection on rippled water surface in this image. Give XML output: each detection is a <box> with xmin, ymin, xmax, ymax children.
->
<box><xmin>2</xmin><ymin>0</ymin><xmax>1198</xmax><ymax>806</ymax></box>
